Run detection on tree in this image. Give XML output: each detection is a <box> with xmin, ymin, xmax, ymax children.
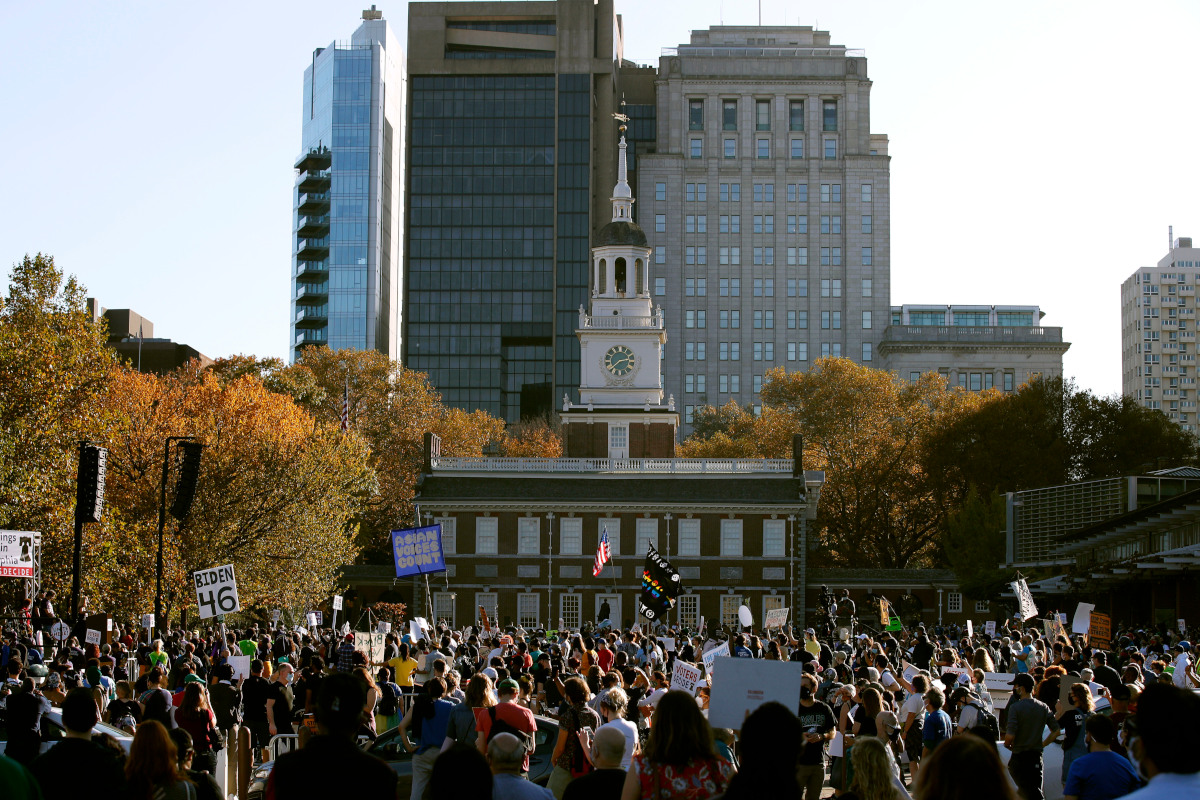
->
<box><xmin>941</xmin><ymin>487</ymin><xmax>1009</xmax><ymax>600</ymax></box>
<box><xmin>258</xmin><ymin>349</ymin><xmax>507</xmax><ymax>562</ymax></box>
<box><xmin>1066</xmin><ymin>389</ymin><xmax>1197</xmax><ymax>479</ymax></box>
<box><xmin>499</xmin><ymin>413</ymin><xmax>563</xmax><ymax>458</ymax></box>
<box><xmin>0</xmin><ymin>254</ymin><xmax>115</xmax><ymax>609</ymax></box>
<box><xmin>760</xmin><ymin>359</ymin><xmax>989</xmax><ymax>568</ymax></box>
<box><xmin>87</xmin><ymin>364</ymin><xmax>375</xmax><ymax>620</ymax></box>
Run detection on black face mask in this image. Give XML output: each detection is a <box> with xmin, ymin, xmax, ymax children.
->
<box><xmin>800</xmin><ymin>686</ymin><xmax>814</xmax><ymax>700</ymax></box>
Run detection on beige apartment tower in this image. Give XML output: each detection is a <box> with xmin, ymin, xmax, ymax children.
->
<box><xmin>1121</xmin><ymin>236</ymin><xmax>1200</xmax><ymax>433</ymax></box>
<box><xmin>636</xmin><ymin>26</ymin><xmax>891</xmax><ymax>431</ymax></box>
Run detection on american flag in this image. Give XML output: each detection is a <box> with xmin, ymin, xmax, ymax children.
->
<box><xmin>593</xmin><ymin>527</ymin><xmax>611</xmax><ymax>577</ymax></box>
<box><xmin>340</xmin><ymin>381</ymin><xmax>350</xmax><ymax>432</ymax></box>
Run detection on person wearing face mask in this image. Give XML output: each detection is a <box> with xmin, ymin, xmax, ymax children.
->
<box><xmin>1062</xmin><ymin>715</ymin><xmax>1139</xmax><ymax>800</ymax></box>
<box><xmin>796</xmin><ymin>673</ymin><xmax>836</xmax><ymax>799</ymax></box>
<box><xmin>1119</xmin><ymin>682</ymin><xmax>1200</xmax><ymax>798</ymax></box>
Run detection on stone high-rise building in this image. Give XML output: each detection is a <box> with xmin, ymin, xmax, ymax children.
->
<box><xmin>636</xmin><ymin>26</ymin><xmax>891</xmax><ymax>433</ymax></box>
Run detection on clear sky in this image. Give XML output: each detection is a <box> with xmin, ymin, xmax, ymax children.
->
<box><xmin>3</xmin><ymin>0</ymin><xmax>1198</xmax><ymax>397</ymax></box>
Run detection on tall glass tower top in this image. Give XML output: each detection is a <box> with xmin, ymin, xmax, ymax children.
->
<box><xmin>290</xmin><ymin>8</ymin><xmax>405</xmax><ymax>362</ymax></box>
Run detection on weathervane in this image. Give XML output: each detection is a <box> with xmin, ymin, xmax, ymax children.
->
<box><xmin>613</xmin><ymin>97</ymin><xmax>629</xmax><ymax>133</ymax></box>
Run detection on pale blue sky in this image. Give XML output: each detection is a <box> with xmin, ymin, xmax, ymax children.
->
<box><xmin>2</xmin><ymin>0</ymin><xmax>1198</xmax><ymax>397</ymax></box>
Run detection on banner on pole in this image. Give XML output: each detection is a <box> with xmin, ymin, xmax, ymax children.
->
<box><xmin>1011</xmin><ymin>578</ymin><xmax>1038</xmax><ymax>621</ymax></box>
<box><xmin>639</xmin><ymin>542</ymin><xmax>680</xmax><ymax>621</ymax></box>
<box><xmin>391</xmin><ymin>525</ymin><xmax>446</xmax><ymax>578</ymax></box>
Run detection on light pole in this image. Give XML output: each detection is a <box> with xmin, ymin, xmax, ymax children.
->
<box><xmin>663</xmin><ymin>513</ymin><xmax>672</xmax><ymax>628</ymax></box>
<box><xmin>787</xmin><ymin>514</ymin><xmax>797</xmax><ymax>622</ymax></box>
<box><xmin>546</xmin><ymin>512</ymin><xmax>555</xmax><ymax>629</ymax></box>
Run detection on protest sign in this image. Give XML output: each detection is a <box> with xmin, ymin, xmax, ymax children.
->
<box><xmin>141</xmin><ymin>614</ymin><xmax>155</xmax><ymax>629</ymax></box>
<box><xmin>0</xmin><ymin>531</ymin><xmax>36</xmax><ymax>577</ymax></box>
<box><xmin>670</xmin><ymin>660</ymin><xmax>703</xmax><ymax>693</ymax></box>
<box><xmin>901</xmin><ymin>660</ymin><xmax>918</xmax><ymax>684</ymax></box>
<box><xmin>410</xmin><ymin>620</ymin><xmax>424</xmax><ymax>642</ymax></box>
<box><xmin>332</xmin><ymin>595</ymin><xmax>343</xmax><ymax>610</ymax></box>
<box><xmin>1072</xmin><ymin>603</ymin><xmax>1095</xmax><ymax>635</ymax></box>
<box><xmin>709</xmin><ymin>658</ymin><xmax>805</xmax><ymax>730</ymax></box>
<box><xmin>1011</xmin><ymin>578</ymin><xmax>1038</xmax><ymax>621</ymax></box>
<box><xmin>984</xmin><ymin>621</ymin><xmax>997</xmax><ymax>637</ymax></box>
<box><xmin>377</xmin><ymin>621</ymin><xmax>391</xmax><ymax>635</ymax></box>
<box><xmin>661</xmin><ymin>637</ymin><xmax>676</xmax><ymax>652</ymax></box>
<box><xmin>271</xmin><ymin>609</ymin><xmax>281</xmax><ymax>626</ymax></box>
<box><xmin>764</xmin><ymin>607</ymin><xmax>790</xmax><ymax>629</ymax></box>
<box><xmin>500</xmin><ymin>635</ymin><xmax>514</xmax><ymax>646</ymax></box>
<box><xmin>355</xmin><ymin>632</ymin><xmax>386</xmax><ymax>664</ymax></box>
<box><xmin>966</xmin><ymin>620</ymin><xmax>974</xmax><ymax>639</ymax></box>
<box><xmin>85</xmin><ymin>629</ymin><xmax>101</xmax><ymax>646</ymax></box>
<box><xmin>1089</xmin><ymin>612</ymin><xmax>1111</xmax><ymax>650</ymax></box>
<box><xmin>193</xmin><ymin>564</ymin><xmax>240</xmax><ymax>619</ymax></box>
<box><xmin>228</xmin><ymin>655</ymin><xmax>251</xmax><ymax>681</ymax></box>
<box><xmin>941</xmin><ymin>666</ymin><xmax>971</xmax><ymax>685</ymax></box>
<box><xmin>306</xmin><ymin>612</ymin><xmax>318</xmax><ymax>627</ymax></box>
<box><xmin>1180</xmin><ymin>619</ymin><xmax>1187</xmax><ymax>634</ymax></box>
<box><xmin>702</xmin><ymin>641</ymin><xmax>730</xmax><ymax>675</ymax></box>
<box><xmin>391</xmin><ymin>525</ymin><xmax>446</xmax><ymax>578</ymax></box>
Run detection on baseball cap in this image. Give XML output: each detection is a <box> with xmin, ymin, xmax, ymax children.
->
<box><xmin>184</xmin><ymin>673</ymin><xmax>205</xmax><ymax>684</ymax></box>
<box><xmin>1009</xmin><ymin>673</ymin><xmax>1035</xmax><ymax>690</ymax></box>
<box><xmin>497</xmin><ymin>678</ymin><xmax>520</xmax><ymax>694</ymax></box>
<box><xmin>1179</xmin><ymin>641</ymin><xmax>1193</xmax><ymax>651</ymax></box>
<box><xmin>344</xmin><ymin>633</ymin><xmax>354</xmax><ymax>641</ymax></box>
<box><xmin>804</xmin><ymin>628</ymin><xmax>815</xmax><ymax>635</ymax></box>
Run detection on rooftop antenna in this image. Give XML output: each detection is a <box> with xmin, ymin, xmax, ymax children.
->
<box><xmin>1170</xmin><ymin>225</ymin><xmax>1174</xmax><ymax>251</ymax></box>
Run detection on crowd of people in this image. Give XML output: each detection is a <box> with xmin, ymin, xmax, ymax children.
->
<box><xmin>1</xmin><ymin>599</ymin><xmax>1199</xmax><ymax>800</ymax></box>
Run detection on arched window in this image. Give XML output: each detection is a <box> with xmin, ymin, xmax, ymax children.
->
<box><xmin>635</xmin><ymin>259</ymin><xmax>644</xmax><ymax>294</ymax></box>
<box><xmin>615</xmin><ymin>258</ymin><xmax>627</xmax><ymax>294</ymax></box>
<box><xmin>598</xmin><ymin>259</ymin><xmax>607</xmax><ymax>294</ymax></box>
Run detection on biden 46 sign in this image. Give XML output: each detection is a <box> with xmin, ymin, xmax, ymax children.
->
<box><xmin>193</xmin><ymin>564</ymin><xmax>241</xmax><ymax>619</ymax></box>
<box><xmin>392</xmin><ymin>525</ymin><xmax>446</xmax><ymax>578</ymax></box>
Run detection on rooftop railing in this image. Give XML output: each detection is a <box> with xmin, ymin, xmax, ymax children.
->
<box><xmin>432</xmin><ymin>457</ymin><xmax>796</xmax><ymax>474</ymax></box>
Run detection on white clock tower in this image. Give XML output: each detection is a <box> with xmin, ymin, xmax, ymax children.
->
<box><xmin>561</xmin><ymin>128</ymin><xmax>678</xmax><ymax>459</ymax></box>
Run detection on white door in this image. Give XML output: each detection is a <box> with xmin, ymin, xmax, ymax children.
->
<box><xmin>595</xmin><ymin>593</ymin><xmax>622</xmax><ymax>627</ymax></box>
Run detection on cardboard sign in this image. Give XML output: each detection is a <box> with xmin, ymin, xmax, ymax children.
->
<box><xmin>941</xmin><ymin>666</ymin><xmax>971</xmax><ymax>685</ymax></box>
<box><xmin>1089</xmin><ymin>612</ymin><xmax>1111</xmax><ymax>650</ymax></box>
<box><xmin>764</xmin><ymin>607</ymin><xmax>790</xmax><ymax>629</ymax></box>
<box><xmin>306</xmin><ymin>612</ymin><xmax>318</xmax><ymax>627</ymax></box>
<box><xmin>271</xmin><ymin>609</ymin><xmax>282</xmax><ymax>625</ymax></box>
<box><xmin>332</xmin><ymin>595</ymin><xmax>343</xmax><ymax>611</ymax></box>
<box><xmin>391</xmin><ymin>524</ymin><xmax>447</xmax><ymax>578</ymax></box>
<box><xmin>227</xmin><ymin>655</ymin><xmax>251</xmax><ymax>681</ymax></box>
<box><xmin>709</xmin><ymin>658</ymin><xmax>805</xmax><ymax>730</ymax></box>
<box><xmin>670</xmin><ymin>660</ymin><xmax>703</xmax><ymax>693</ymax></box>
<box><xmin>661</xmin><ymin>637</ymin><xmax>676</xmax><ymax>652</ymax></box>
<box><xmin>355</xmin><ymin>632</ymin><xmax>387</xmax><ymax>664</ymax></box>
<box><xmin>984</xmin><ymin>621</ymin><xmax>997</xmax><ymax>637</ymax></box>
<box><xmin>702</xmin><ymin>641</ymin><xmax>730</xmax><ymax>675</ymax></box>
<box><xmin>966</xmin><ymin>620</ymin><xmax>974</xmax><ymax>639</ymax></box>
<box><xmin>901</xmin><ymin>660</ymin><xmax>918</xmax><ymax>684</ymax></box>
<box><xmin>410</xmin><ymin>620</ymin><xmax>426</xmax><ymax>642</ymax></box>
<box><xmin>1072</xmin><ymin>603</ymin><xmax>1095</xmax><ymax>635</ymax></box>
<box><xmin>141</xmin><ymin>614</ymin><xmax>155</xmax><ymax>629</ymax></box>
<box><xmin>377</xmin><ymin>621</ymin><xmax>392</xmax><ymax>635</ymax></box>
<box><xmin>500</xmin><ymin>635</ymin><xmax>514</xmax><ymax>646</ymax></box>
<box><xmin>85</xmin><ymin>629</ymin><xmax>102</xmax><ymax>646</ymax></box>
<box><xmin>193</xmin><ymin>564</ymin><xmax>240</xmax><ymax>619</ymax></box>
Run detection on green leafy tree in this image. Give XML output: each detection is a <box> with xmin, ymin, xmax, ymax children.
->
<box><xmin>941</xmin><ymin>487</ymin><xmax>1009</xmax><ymax>600</ymax></box>
<box><xmin>0</xmin><ymin>254</ymin><xmax>115</xmax><ymax>608</ymax></box>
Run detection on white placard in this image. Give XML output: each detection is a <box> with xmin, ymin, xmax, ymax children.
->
<box><xmin>670</xmin><ymin>660</ymin><xmax>702</xmax><ymax>693</ymax></box>
<box><xmin>306</xmin><ymin>612</ymin><xmax>318</xmax><ymax>627</ymax></box>
<box><xmin>0</xmin><ymin>530</ymin><xmax>37</xmax><ymax>578</ymax></box>
<box><xmin>764</xmin><ymin>607</ymin><xmax>790</xmax><ymax>629</ymax></box>
<box><xmin>702</xmin><ymin>641</ymin><xmax>730</xmax><ymax>675</ymax></box>
<box><xmin>901</xmin><ymin>660</ymin><xmax>918</xmax><ymax>683</ymax></box>
<box><xmin>377</xmin><ymin>621</ymin><xmax>391</xmax><ymax>634</ymax></box>
<box><xmin>941</xmin><ymin>666</ymin><xmax>971</xmax><ymax>684</ymax></box>
<box><xmin>355</xmin><ymin>632</ymin><xmax>387</xmax><ymax>664</ymax></box>
<box><xmin>1011</xmin><ymin>578</ymin><xmax>1038</xmax><ymax>621</ymax></box>
<box><xmin>142</xmin><ymin>614</ymin><xmax>155</xmax><ymax>629</ymax></box>
<box><xmin>1072</xmin><ymin>603</ymin><xmax>1096</xmax><ymax>635</ymax></box>
<box><xmin>966</xmin><ymin>620</ymin><xmax>974</xmax><ymax>639</ymax></box>
<box><xmin>227</xmin><ymin>655</ymin><xmax>251</xmax><ymax>681</ymax></box>
<box><xmin>332</xmin><ymin>595</ymin><xmax>343</xmax><ymax>611</ymax></box>
<box><xmin>85</xmin><ymin>628</ymin><xmax>102</xmax><ymax>645</ymax></box>
<box><xmin>312</xmin><ymin>611</ymin><xmax>323</xmax><ymax>625</ymax></box>
<box><xmin>1179</xmin><ymin>618</ymin><xmax>1187</xmax><ymax>634</ymax></box>
<box><xmin>709</xmin><ymin>658</ymin><xmax>805</xmax><ymax>729</ymax></box>
<box><xmin>271</xmin><ymin>609</ymin><xmax>281</xmax><ymax>625</ymax></box>
<box><xmin>193</xmin><ymin>564</ymin><xmax>240</xmax><ymax>620</ymax></box>
<box><xmin>737</xmin><ymin>605</ymin><xmax>753</xmax><ymax>628</ymax></box>
<box><xmin>828</xmin><ymin>731</ymin><xmax>845</xmax><ymax>758</ymax></box>
<box><xmin>661</xmin><ymin>637</ymin><xmax>676</xmax><ymax>652</ymax></box>
<box><xmin>985</xmin><ymin>621</ymin><xmax>997</xmax><ymax>637</ymax></box>
<box><xmin>410</xmin><ymin>620</ymin><xmax>424</xmax><ymax>641</ymax></box>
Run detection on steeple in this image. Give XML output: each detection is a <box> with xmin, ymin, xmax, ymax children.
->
<box><xmin>611</xmin><ymin>131</ymin><xmax>633</xmax><ymax>223</ymax></box>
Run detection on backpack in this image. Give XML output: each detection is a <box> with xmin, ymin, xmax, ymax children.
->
<box><xmin>966</xmin><ymin>702</ymin><xmax>1000</xmax><ymax>746</ymax></box>
<box><xmin>487</xmin><ymin>705</ymin><xmax>535</xmax><ymax>755</ymax></box>
<box><xmin>378</xmin><ymin>683</ymin><xmax>400</xmax><ymax>717</ymax></box>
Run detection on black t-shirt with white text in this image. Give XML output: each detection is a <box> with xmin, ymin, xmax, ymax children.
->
<box><xmin>796</xmin><ymin>700</ymin><xmax>836</xmax><ymax>766</ymax></box>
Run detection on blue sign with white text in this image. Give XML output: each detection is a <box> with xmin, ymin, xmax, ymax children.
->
<box><xmin>392</xmin><ymin>524</ymin><xmax>447</xmax><ymax>577</ymax></box>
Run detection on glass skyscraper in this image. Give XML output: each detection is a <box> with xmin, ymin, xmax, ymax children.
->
<box><xmin>404</xmin><ymin>0</ymin><xmax>641</xmax><ymax>423</ymax></box>
<box><xmin>290</xmin><ymin>8</ymin><xmax>404</xmax><ymax>362</ymax></box>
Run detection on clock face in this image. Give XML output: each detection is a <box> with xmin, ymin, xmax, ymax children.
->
<box><xmin>604</xmin><ymin>345</ymin><xmax>636</xmax><ymax>376</ymax></box>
